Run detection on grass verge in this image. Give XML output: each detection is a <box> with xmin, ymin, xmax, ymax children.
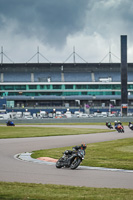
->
<box><xmin>32</xmin><ymin>138</ymin><xmax>133</xmax><ymax>170</ymax></box>
<box><xmin>0</xmin><ymin>127</ymin><xmax>113</xmax><ymax>139</ymax></box>
<box><xmin>0</xmin><ymin>182</ymin><xmax>133</xmax><ymax>200</ymax></box>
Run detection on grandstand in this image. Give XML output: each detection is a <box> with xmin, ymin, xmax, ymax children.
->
<box><xmin>0</xmin><ymin>62</ymin><xmax>133</xmax><ymax>110</ymax></box>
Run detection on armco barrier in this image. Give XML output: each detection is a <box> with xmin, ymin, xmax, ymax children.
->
<box><xmin>1</xmin><ymin>117</ymin><xmax>133</xmax><ymax>124</ymax></box>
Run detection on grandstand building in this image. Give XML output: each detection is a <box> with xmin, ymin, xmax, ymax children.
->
<box><xmin>0</xmin><ymin>62</ymin><xmax>133</xmax><ymax>109</ymax></box>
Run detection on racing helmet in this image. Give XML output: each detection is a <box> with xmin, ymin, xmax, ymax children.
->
<box><xmin>81</xmin><ymin>143</ymin><xmax>87</xmax><ymax>150</ymax></box>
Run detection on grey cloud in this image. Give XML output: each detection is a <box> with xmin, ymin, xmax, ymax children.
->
<box><xmin>85</xmin><ymin>0</ymin><xmax>133</xmax><ymax>40</ymax></box>
<box><xmin>1</xmin><ymin>0</ymin><xmax>133</xmax><ymax>56</ymax></box>
<box><xmin>0</xmin><ymin>0</ymin><xmax>89</xmax><ymax>47</ymax></box>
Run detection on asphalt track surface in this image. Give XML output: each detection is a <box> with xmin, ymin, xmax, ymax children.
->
<box><xmin>0</xmin><ymin>125</ymin><xmax>133</xmax><ymax>189</ymax></box>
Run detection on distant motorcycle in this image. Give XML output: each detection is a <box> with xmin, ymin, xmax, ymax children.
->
<box><xmin>117</xmin><ymin>124</ymin><xmax>124</xmax><ymax>133</ymax></box>
<box><xmin>128</xmin><ymin>122</ymin><xmax>133</xmax><ymax>130</ymax></box>
<box><xmin>129</xmin><ymin>126</ymin><xmax>133</xmax><ymax>131</ymax></box>
<box><xmin>106</xmin><ymin>124</ymin><xmax>113</xmax><ymax>129</ymax></box>
<box><xmin>106</xmin><ymin>122</ymin><xmax>113</xmax><ymax>129</ymax></box>
<box><xmin>56</xmin><ymin>144</ymin><xmax>87</xmax><ymax>170</ymax></box>
<box><xmin>6</xmin><ymin>121</ymin><xmax>15</xmax><ymax>126</ymax></box>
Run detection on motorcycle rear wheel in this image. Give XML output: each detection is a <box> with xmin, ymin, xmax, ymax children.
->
<box><xmin>70</xmin><ymin>157</ymin><xmax>82</xmax><ymax>170</ymax></box>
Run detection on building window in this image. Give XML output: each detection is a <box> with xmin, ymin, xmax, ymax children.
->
<box><xmin>46</xmin><ymin>85</ymin><xmax>50</xmax><ymax>89</ymax></box>
<box><xmin>75</xmin><ymin>85</ymin><xmax>88</xmax><ymax>89</ymax></box>
<box><xmin>15</xmin><ymin>85</ymin><xmax>26</xmax><ymax>90</ymax></box>
<box><xmin>29</xmin><ymin>85</ymin><xmax>37</xmax><ymax>89</ymax></box>
<box><xmin>65</xmin><ymin>85</ymin><xmax>73</xmax><ymax>89</ymax></box>
<box><xmin>4</xmin><ymin>85</ymin><xmax>14</xmax><ymax>90</ymax></box>
<box><xmin>53</xmin><ymin>85</ymin><xmax>61</xmax><ymax>89</ymax></box>
<box><xmin>40</xmin><ymin>85</ymin><xmax>44</xmax><ymax>89</ymax></box>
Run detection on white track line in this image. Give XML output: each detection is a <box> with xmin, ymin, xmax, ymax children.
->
<box><xmin>14</xmin><ymin>152</ymin><xmax>133</xmax><ymax>173</ymax></box>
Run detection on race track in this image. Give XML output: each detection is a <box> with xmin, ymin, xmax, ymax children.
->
<box><xmin>0</xmin><ymin>125</ymin><xmax>133</xmax><ymax>189</ymax></box>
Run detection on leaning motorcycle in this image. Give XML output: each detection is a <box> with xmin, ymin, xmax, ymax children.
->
<box><xmin>128</xmin><ymin>122</ymin><xmax>133</xmax><ymax>130</ymax></box>
<box><xmin>129</xmin><ymin>126</ymin><xmax>133</xmax><ymax>130</ymax></box>
<box><xmin>6</xmin><ymin>121</ymin><xmax>15</xmax><ymax>126</ymax></box>
<box><xmin>107</xmin><ymin>125</ymin><xmax>113</xmax><ymax>129</ymax></box>
<box><xmin>56</xmin><ymin>144</ymin><xmax>87</xmax><ymax>170</ymax></box>
<box><xmin>117</xmin><ymin>124</ymin><xmax>124</xmax><ymax>133</ymax></box>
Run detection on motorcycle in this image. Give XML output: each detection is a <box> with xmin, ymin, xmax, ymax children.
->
<box><xmin>106</xmin><ymin>124</ymin><xmax>113</xmax><ymax>129</ymax></box>
<box><xmin>6</xmin><ymin>121</ymin><xmax>15</xmax><ymax>126</ymax></box>
<box><xmin>56</xmin><ymin>144</ymin><xmax>87</xmax><ymax>170</ymax></box>
<box><xmin>106</xmin><ymin>122</ymin><xmax>113</xmax><ymax>129</ymax></box>
<box><xmin>128</xmin><ymin>123</ymin><xmax>133</xmax><ymax>130</ymax></box>
<box><xmin>129</xmin><ymin>126</ymin><xmax>133</xmax><ymax>130</ymax></box>
<box><xmin>117</xmin><ymin>124</ymin><xmax>124</xmax><ymax>133</ymax></box>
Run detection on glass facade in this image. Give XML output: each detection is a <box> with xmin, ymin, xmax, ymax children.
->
<box><xmin>0</xmin><ymin>83</ymin><xmax>132</xmax><ymax>97</ymax></box>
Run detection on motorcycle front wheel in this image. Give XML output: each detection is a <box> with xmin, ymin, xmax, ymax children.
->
<box><xmin>119</xmin><ymin>129</ymin><xmax>124</xmax><ymax>133</ymax></box>
<box><xmin>70</xmin><ymin>157</ymin><xmax>82</xmax><ymax>170</ymax></box>
<box><xmin>56</xmin><ymin>158</ymin><xmax>64</xmax><ymax>168</ymax></box>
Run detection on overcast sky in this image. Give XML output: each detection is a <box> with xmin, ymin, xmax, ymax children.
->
<box><xmin>0</xmin><ymin>0</ymin><xmax>133</xmax><ymax>63</ymax></box>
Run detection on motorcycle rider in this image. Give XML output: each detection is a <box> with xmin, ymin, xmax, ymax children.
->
<box><xmin>66</xmin><ymin>143</ymin><xmax>87</xmax><ymax>156</ymax></box>
<box><xmin>117</xmin><ymin>120</ymin><xmax>124</xmax><ymax>128</ymax></box>
<box><xmin>73</xmin><ymin>143</ymin><xmax>87</xmax><ymax>151</ymax></box>
<box><xmin>80</xmin><ymin>143</ymin><xmax>87</xmax><ymax>151</ymax></box>
<box><xmin>6</xmin><ymin>120</ymin><xmax>15</xmax><ymax>126</ymax></box>
<box><xmin>56</xmin><ymin>143</ymin><xmax>87</xmax><ymax>169</ymax></box>
<box><xmin>106</xmin><ymin>121</ymin><xmax>112</xmax><ymax>129</ymax></box>
<box><xmin>128</xmin><ymin>122</ymin><xmax>133</xmax><ymax>130</ymax></box>
<box><xmin>116</xmin><ymin>120</ymin><xmax>124</xmax><ymax>132</ymax></box>
<box><xmin>117</xmin><ymin>120</ymin><xmax>122</xmax><ymax>125</ymax></box>
<box><xmin>114</xmin><ymin>120</ymin><xmax>118</xmax><ymax>130</ymax></box>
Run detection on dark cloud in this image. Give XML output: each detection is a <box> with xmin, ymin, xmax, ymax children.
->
<box><xmin>0</xmin><ymin>0</ymin><xmax>89</xmax><ymax>47</ymax></box>
<box><xmin>85</xmin><ymin>0</ymin><xmax>133</xmax><ymax>40</ymax></box>
<box><xmin>1</xmin><ymin>0</ymin><xmax>133</xmax><ymax>62</ymax></box>
<box><xmin>2</xmin><ymin>0</ymin><xmax>133</xmax><ymax>48</ymax></box>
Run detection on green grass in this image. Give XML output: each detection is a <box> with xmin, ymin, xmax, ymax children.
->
<box><xmin>0</xmin><ymin>127</ymin><xmax>113</xmax><ymax>139</ymax></box>
<box><xmin>0</xmin><ymin>182</ymin><xmax>133</xmax><ymax>200</ymax></box>
<box><xmin>32</xmin><ymin>138</ymin><xmax>133</xmax><ymax>170</ymax></box>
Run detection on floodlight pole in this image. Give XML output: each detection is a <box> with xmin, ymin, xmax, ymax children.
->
<box><xmin>37</xmin><ymin>46</ymin><xmax>39</xmax><ymax>63</ymax></box>
<box><xmin>73</xmin><ymin>46</ymin><xmax>75</xmax><ymax>63</ymax></box>
<box><xmin>109</xmin><ymin>45</ymin><xmax>112</xmax><ymax>63</ymax></box>
<box><xmin>1</xmin><ymin>46</ymin><xmax>3</xmax><ymax>64</ymax></box>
